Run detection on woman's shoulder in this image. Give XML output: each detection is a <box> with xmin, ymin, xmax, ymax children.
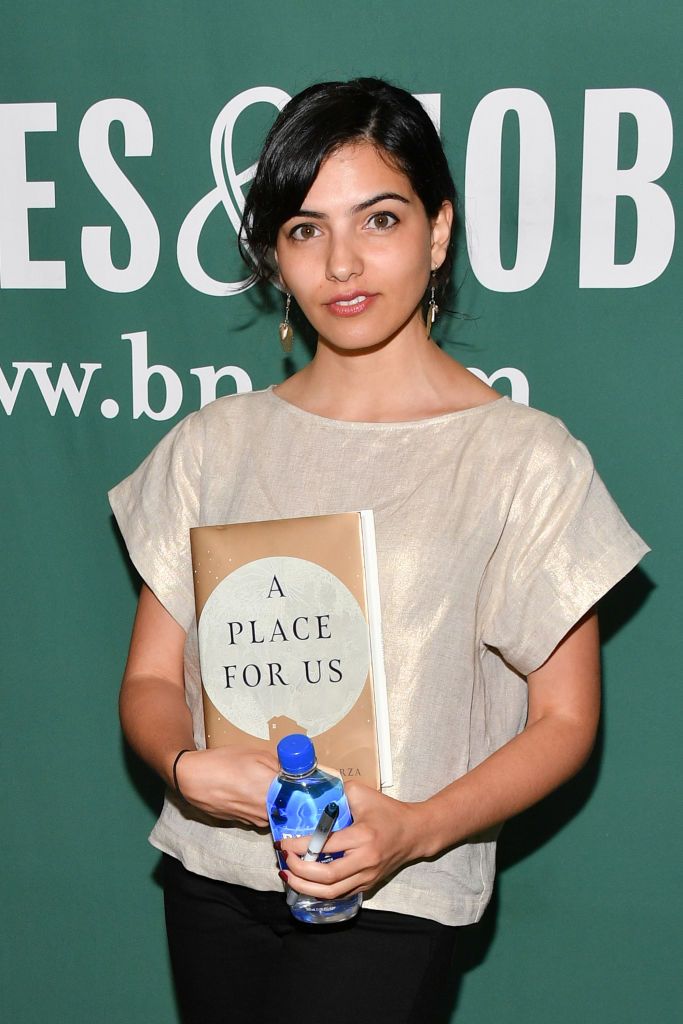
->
<box><xmin>471</xmin><ymin>395</ymin><xmax>587</xmax><ymax>453</ymax></box>
<box><xmin>167</xmin><ymin>386</ymin><xmax>276</xmax><ymax>446</ymax></box>
<box><xmin>113</xmin><ymin>388</ymin><xmax>275</xmax><ymax>481</ymax></box>
<box><xmin>485</xmin><ymin>402</ymin><xmax>602</xmax><ymax>516</ymax></box>
<box><xmin>192</xmin><ymin>385</ymin><xmax>275</xmax><ymax>426</ymax></box>
<box><xmin>458</xmin><ymin>398</ymin><xmax>597</xmax><ymax>499</ymax></box>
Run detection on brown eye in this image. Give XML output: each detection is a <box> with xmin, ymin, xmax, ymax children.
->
<box><xmin>367</xmin><ymin>212</ymin><xmax>398</xmax><ymax>231</ymax></box>
<box><xmin>290</xmin><ymin>223</ymin><xmax>320</xmax><ymax>240</ymax></box>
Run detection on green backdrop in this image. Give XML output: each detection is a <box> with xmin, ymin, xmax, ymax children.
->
<box><xmin>1</xmin><ymin>2</ymin><xmax>680</xmax><ymax>1021</ymax></box>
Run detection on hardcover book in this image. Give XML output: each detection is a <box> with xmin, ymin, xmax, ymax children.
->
<box><xmin>190</xmin><ymin>511</ymin><xmax>392</xmax><ymax>790</ymax></box>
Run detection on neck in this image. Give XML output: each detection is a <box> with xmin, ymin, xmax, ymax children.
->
<box><xmin>317</xmin><ymin>319</ymin><xmax>429</xmax><ymax>404</ymax></box>
<box><xmin>274</xmin><ymin>312</ymin><xmax>499</xmax><ymax>422</ymax></box>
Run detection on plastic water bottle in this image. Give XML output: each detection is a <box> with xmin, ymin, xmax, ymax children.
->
<box><xmin>267</xmin><ymin>733</ymin><xmax>362</xmax><ymax>924</ymax></box>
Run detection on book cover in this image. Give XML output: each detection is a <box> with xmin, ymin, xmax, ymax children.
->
<box><xmin>190</xmin><ymin>511</ymin><xmax>392</xmax><ymax>790</ymax></box>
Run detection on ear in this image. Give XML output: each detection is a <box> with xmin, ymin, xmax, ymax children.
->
<box><xmin>271</xmin><ymin>246</ymin><xmax>289</xmax><ymax>291</ymax></box>
<box><xmin>430</xmin><ymin>200</ymin><xmax>454</xmax><ymax>269</ymax></box>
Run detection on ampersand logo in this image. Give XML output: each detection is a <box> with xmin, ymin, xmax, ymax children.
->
<box><xmin>177</xmin><ymin>86</ymin><xmax>290</xmax><ymax>295</ymax></box>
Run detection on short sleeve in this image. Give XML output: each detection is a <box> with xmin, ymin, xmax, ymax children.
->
<box><xmin>108</xmin><ymin>411</ymin><xmax>203</xmax><ymax>631</ymax></box>
<box><xmin>480</xmin><ymin>419</ymin><xmax>649</xmax><ymax>676</ymax></box>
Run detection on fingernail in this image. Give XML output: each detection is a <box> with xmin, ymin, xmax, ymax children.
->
<box><xmin>278</xmin><ymin>870</ymin><xmax>288</xmax><ymax>882</ymax></box>
<box><xmin>273</xmin><ymin>840</ymin><xmax>282</xmax><ymax>851</ymax></box>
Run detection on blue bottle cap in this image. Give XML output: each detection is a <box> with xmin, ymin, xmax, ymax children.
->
<box><xmin>277</xmin><ymin>734</ymin><xmax>316</xmax><ymax>775</ymax></box>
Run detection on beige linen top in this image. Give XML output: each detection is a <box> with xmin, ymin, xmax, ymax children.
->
<box><xmin>109</xmin><ymin>386</ymin><xmax>648</xmax><ymax>926</ymax></box>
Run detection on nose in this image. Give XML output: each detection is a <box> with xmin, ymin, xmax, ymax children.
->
<box><xmin>325</xmin><ymin>229</ymin><xmax>363</xmax><ymax>282</ymax></box>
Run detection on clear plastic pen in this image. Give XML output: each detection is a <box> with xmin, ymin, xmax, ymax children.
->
<box><xmin>286</xmin><ymin>801</ymin><xmax>339</xmax><ymax>906</ymax></box>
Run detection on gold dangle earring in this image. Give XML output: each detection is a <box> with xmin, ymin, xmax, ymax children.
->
<box><xmin>426</xmin><ymin>274</ymin><xmax>438</xmax><ymax>339</ymax></box>
<box><xmin>278</xmin><ymin>292</ymin><xmax>294</xmax><ymax>353</ymax></box>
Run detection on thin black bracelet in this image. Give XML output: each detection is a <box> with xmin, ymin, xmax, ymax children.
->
<box><xmin>172</xmin><ymin>748</ymin><xmax>193</xmax><ymax>800</ymax></box>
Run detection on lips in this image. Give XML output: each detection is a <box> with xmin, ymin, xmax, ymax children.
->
<box><xmin>326</xmin><ymin>292</ymin><xmax>378</xmax><ymax>317</ymax></box>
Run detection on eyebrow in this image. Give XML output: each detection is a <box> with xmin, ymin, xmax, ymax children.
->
<box><xmin>294</xmin><ymin>192</ymin><xmax>411</xmax><ymax>220</ymax></box>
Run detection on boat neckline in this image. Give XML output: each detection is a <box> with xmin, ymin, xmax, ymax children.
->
<box><xmin>264</xmin><ymin>385</ymin><xmax>510</xmax><ymax>429</ymax></box>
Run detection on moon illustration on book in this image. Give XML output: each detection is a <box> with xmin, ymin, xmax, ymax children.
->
<box><xmin>197</xmin><ymin>556</ymin><xmax>371</xmax><ymax>739</ymax></box>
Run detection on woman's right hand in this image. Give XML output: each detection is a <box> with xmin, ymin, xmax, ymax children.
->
<box><xmin>174</xmin><ymin>746</ymin><xmax>279</xmax><ymax>827</ymax></box>
<box><xmin>120</xmin><ymin>585</ymin><xmax>279</xmax><ymax>829</ymax></box>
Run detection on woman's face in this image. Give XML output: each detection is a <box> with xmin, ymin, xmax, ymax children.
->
<box><xmin>275</xmin><ymin>142</ymin><xmax>452</xmax><ymax>352</ymax></box>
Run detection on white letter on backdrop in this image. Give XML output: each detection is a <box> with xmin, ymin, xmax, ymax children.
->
<box><xmin>177</xmin><ymin>86</ymin><xmax>291</xmax><ymax>296</ymax></box>
<box><xmin>0</xmin><ymin>103</ymin><xmax>66</xmax><ymax>288</ymax></box>
<box><xmin>25</xmin><ymin>362</ymin><xmax>102</xmax><ymax>416</ymax></box>
<box><xmin>190</xmin><ymin>365</ymin><xmax>252</xmax><ymax>406</ymax></box>
<box><xmin>579</xmin><ymin>89</ymin><xmax>674</xmax><ymax>287</ymax></box>
<box><xmin>79</xmin><ymin>99</ymin><xmax>160</xmax><ymax>292</ymax></box>
<box><xmin>0</xmin><ymin>362</ymin><xmax>34</xmax><ymax>412</ymax></box>
<box><xmin>123</xmin><ymin>331</ymin><xmax>182</xmax><ymax>420</ymax></box>
<box><xmin>414</xmin><ymin>94</ymin><xmax>441</xmax><ymax>133</ymax></box>
<box><xmin>468</xmin><ymin>366</ymin><xmax>530</xmax><ymax>406</ymax></box>
<box><xmin>465</xmin><ymin>89</ymin><xmax>556</xmax><ymax>292</ymax></box>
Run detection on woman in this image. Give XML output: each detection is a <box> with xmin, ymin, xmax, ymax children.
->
<box><xmin>110</xmin><ymin>78</ymin><xmax>648</xmax><ymax>1023</ymax></box>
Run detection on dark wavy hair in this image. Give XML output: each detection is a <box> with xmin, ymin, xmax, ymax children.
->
<box><xmin>239</xmin><ymin>78</ymin><xmax>457</xmax><ymax>302</ymax></box>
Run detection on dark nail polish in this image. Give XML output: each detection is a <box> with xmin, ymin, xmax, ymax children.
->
<box><xmin>278</xmin><ymin>870</ymin><xmax>288</xmax><ymax>882</ymax></box>
<box><xmin>273</xmin><ymin>840</ymin><xmax>282</xmax><ymax>851</ymax></box>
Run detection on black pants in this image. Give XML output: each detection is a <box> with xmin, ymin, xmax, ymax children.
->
<box><xmin>162</xmin><ymin>854</ymin><xmax>462</xmax><ymax>1024</ymax></box>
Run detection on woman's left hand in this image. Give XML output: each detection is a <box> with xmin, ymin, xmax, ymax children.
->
<box><xmin>280</xmin><ymin>613</ymin><xmax>602</xmax><ymax>901</ymax></box>
<box><xmin>278</xmin><ymin>782</ymin><xmax>427</xmax><ymax>899</ymax></box>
